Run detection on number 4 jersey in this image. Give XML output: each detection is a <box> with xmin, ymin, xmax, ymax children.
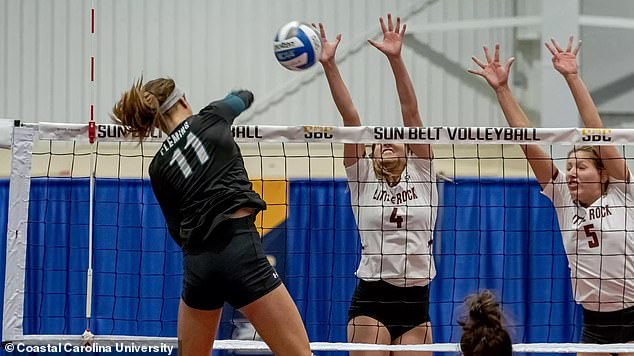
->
<box><xmin>148</xmin><ymin>91</ymin><xmax>266</xmax><ymax>250</ymax></box>
<box><xmin>346</xmin><ymin>155</ymin><xmax>438</xmax><ymax>287</ymax></box>
<box><xmin>543</xmin><ymin>170</ymin><xmax>634</xmax><ymax>311</ymax></box>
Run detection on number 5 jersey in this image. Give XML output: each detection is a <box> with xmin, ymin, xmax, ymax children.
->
<box><xmin>346</xmin><ymin>155</ymin><xmax>438</xmax><ymax>288</ymax></box>
<box><xmin>148</xmin><ymin>91</ymin><xmax>266</xmax><ymax>251</ymax></box>
<box><xmin>543</xmin><ymin>170</ymin><xmax>634</xmax><ymax>312</ymax></box>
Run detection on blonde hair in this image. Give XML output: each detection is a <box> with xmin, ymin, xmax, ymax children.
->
<box><xmin>112</xmin><ymin>77</ymin><xmax>177</xmax><ymax>141</ymax></box>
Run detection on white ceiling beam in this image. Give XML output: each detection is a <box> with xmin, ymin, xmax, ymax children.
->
<box><xmin>406</xmin><ymin>15</ymin><xmax>634</xmax><ymax>34</ymax></box>
<box><xmin>406</xmin><ymin>16</ymin><xmax>542</xmax><ymax>33</ymax></box>
<box><xmin>580</xmin><ymin>15</ymin><xmax>634</xmax><ymax>30</ymax></box>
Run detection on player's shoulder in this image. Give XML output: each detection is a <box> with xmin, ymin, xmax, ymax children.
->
<box><xmin>605</xmin><ymin>183</ymin><xmax>629</xmax><ymax>202</ymax></box>
<box><xmin>406</xmin><ymin>155</ymin><xmax>434</xmax><ymax>177</ymax></box>
<box><xmin>192</xmin><ymin>110</ymin><xmax>232</xmax><ymax>132</ymax></box>
<box><xmin>345</xmin><ymin>156</ymin><xmax>371</xmax><ymax>172</ymax></box>
<box><xmin>149</xmin><ymin>144</ymin><xmax>172</xmax><ymax>168</ymax></box>
<box><xmin>407</xmin><ymin>154</ymin><xmax>432</xmax><ymax>166</ymax></box>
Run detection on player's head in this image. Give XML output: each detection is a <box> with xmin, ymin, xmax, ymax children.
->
<box><xmin>112</xmin><ymin>77</ymin><xmax>192</xmax><ymax>139</ymax></box>
<box><xmin>459</xmin><ymin>290</ymin><xmax>512</xmax><ymax>356</ymax></box>
<box><xmin>370</xmin><ymin>143</ymin><xmax>408</xmax><ymax>180</ymax></box>
<box><xmin>566</xmin><ymin>146</ymin><xmax>608</xmax><ymax>206</ymax></box>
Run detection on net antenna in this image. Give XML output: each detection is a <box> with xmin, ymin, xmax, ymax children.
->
<box><xmin>81</xmin><ymin>119</ymin><xmax>96</xmax><ymax>347</ymax></box>
<box><xmin>81</xmin><ymin>1</ymin><xmax>97</xmax><ymax>345</ymax></box>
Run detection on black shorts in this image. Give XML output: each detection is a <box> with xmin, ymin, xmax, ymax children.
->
<box><xmin>581</xmin><ymin>305</ymin><xmax>634</xmax><ymax>344</ymax></box>
<box><xmin>348</xmin><ymin>279</ymin><xmax>431</xmax><ymax>341</ymax></box>
<box><xmin>181</xmin><ymin>215</ymin><xmax>282</xmax><ymax>310</ymax></box>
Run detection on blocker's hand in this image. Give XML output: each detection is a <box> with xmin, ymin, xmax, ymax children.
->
<box><xmin>545</xmin><ymin>36</ymin><xmax>582</xmax><ymax>77</ymax></box>
<box><xmin>368</xmin><ymin>13</ymin><xmax>406</xmax><ymax>59</ymax></box>
<box><xmin>468</xmin><ymin>43</ymin><xmax>515</xmax><ymax>91</ymax></box>
<box><xmin>313</xmin><ymin>22</ymin><xmax>341</xmax><ymax>65</ymax></box>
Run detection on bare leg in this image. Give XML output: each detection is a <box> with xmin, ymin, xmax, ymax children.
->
<box><xmin>347</xmin><ymin>315</ymin><xmax>391</xmax><ymax>356</ymax></box>
<box><xmin>240</xmin><ymin>284</ymin><xmax>311</xmax><ymax>356</ymax></box>
<box><xmin>391</xmin><ymin>322</ymin><xmax>432</xmax><ymax>356</ymax></box>
<box><xmin>177</xmin><ymin>298</ymin><xmax>221</xmax><ymax>356</ymax></box>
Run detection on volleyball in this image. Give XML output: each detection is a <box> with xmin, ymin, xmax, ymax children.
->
<box><xmin>274</xmin><ymin>21</ymin><xmax>322</xmax><ymax>71</ymax></box>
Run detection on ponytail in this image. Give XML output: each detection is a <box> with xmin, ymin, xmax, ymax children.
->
<box><xmin>112</xmin><ymin>77</ymin><xmax>176</xmax><ymax>141</ymax></box>
<box><xmin>459</xmin><ymin>290</ymin><xmax>512</xmax><ymax>356</ymax></box>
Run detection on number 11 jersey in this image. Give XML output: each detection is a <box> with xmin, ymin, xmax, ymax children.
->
<box><xmin>148</xmin><ymin>92</ymin><xmax>266</xmax><ymax>251</ymax></box>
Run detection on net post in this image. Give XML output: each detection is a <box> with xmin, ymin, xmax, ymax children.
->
<box><xmin>2</xmin><ymin>124</ymin><xmax>34</xmax><ymax>343</ymax></box>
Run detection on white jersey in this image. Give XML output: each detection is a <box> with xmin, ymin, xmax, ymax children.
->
<box><xmin>542</xmin><ymin>170</ymin><xmax>634</xmax><ymax>311</ymax></box>
<box><xmin>346</xmin><ymin>155</ymin><xmax>437</xmax><ymax>287</ymax></box>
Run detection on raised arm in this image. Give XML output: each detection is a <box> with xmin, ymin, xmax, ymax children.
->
<box><xmin>368</xmin><ymin>14</ymin><xmax>431</xmax><ymax>160</ymax></box>
<box><xmin>469</xmin><ymin>44</ymin><xmax>557</xmax><ymax>188</ymax></box>
<box><xmin>315</xmin><ymin>22</ymin><xmax>365</xmax><ymax>167</ymax></box>
<box><xmin>546</xmin><ymin>36</ymin><xmax>628</xmax><ymax>181</ymax></box>
<box><xmin>199</xmin><ymin>90</ymin><xmax>254</xmax><ymax>124</ymax></box>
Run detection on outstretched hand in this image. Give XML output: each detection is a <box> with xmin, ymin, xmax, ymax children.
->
<box><xmin>368</xmin><ymin>13</ymin><xmax>406</xmax><ymax>58</ymax></box>
<box><xmin>545</xmin><ymin>36</ymin><xmax>581</xmax><ymax>76</ymax></box>
<box><xmin>468</xmin><ymin>43</ymin><xmax>515</xmax><ymax>91</ymax></box>
<box><xmin>313</xmin><ymin>22</ymin><xmax>341</xmax><ymax>65</ymax></box>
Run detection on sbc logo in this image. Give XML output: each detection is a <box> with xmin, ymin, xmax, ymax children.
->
<box><xmin>303</xmin><ymin>125</ymin><xmax>334</xmax><ymax>139</ymax></box>
<box><xmin>581</xmin><ymin>128</ymin><xmax>612</xmax><ymax>142</ymax></box>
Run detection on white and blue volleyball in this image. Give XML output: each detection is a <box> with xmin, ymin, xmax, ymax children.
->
<box><xmin>274</xmin><ymin>21</ymin><xmax>322</xmax><ymax>71</ymax></box>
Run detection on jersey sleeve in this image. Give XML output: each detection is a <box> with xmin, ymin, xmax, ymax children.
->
<box><xmin>198</xmin><ymin>90</ymin><xmax>254</xmax><ymax>124</ymax></box>
<box><xmin>541</xmin><ymin>169</ymin><xmax>574</xmax><ymax>208</ymax></box>
<box><xmin>606</xmin><ymin>169</ymin><xmax>634</xmax><ymax>202</ymax></box>
<box><xmin>407</xmin><ymin>154</ymin><xmax>436</xmax><ymax>198</ymax></box>
<box><xmin>345</xmin><ymin>157</ymin><xmax>372</xmax><ymax>204</ymax></box>
<box><xmin>345</xmin><ymin>156</ymin><xmax>372</xmax><ymax>182</ymax></box>
<box><xmin>408</xmin><ymin>154</ymin><xmax>434</xmax><ymax>180</ymax></box>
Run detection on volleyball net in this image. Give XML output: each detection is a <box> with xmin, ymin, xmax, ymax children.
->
<box><xmin>2</xmin><ymin>121</ymin><xmax>634</xmax><ymax>355</ymax></box>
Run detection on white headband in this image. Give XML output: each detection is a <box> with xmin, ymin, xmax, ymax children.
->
<box><xmin>158</xmin><ymin>86</ymin><xmax>184</xmax><ymax>114</ymax></box>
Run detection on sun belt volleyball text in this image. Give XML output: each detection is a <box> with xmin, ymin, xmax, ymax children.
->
<box><xmin>301</xmin><ymin>126</ymin><xmax>541</xmax><ymax>142</ymax></box>
<box><xmin>374</xmin><ymin>127</ymin><xmax>540</xmax><ymax>142</ymax></box>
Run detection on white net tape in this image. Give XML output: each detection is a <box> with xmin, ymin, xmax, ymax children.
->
<box><xmin>35</xmin><ymin>122</ymin><xmax>619</xmax><ymax>145</ymax></box>
<box><xmin>8</xmin><ymin>337</ymin><xmax>634</xmax><ymax>353</ymax></box>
